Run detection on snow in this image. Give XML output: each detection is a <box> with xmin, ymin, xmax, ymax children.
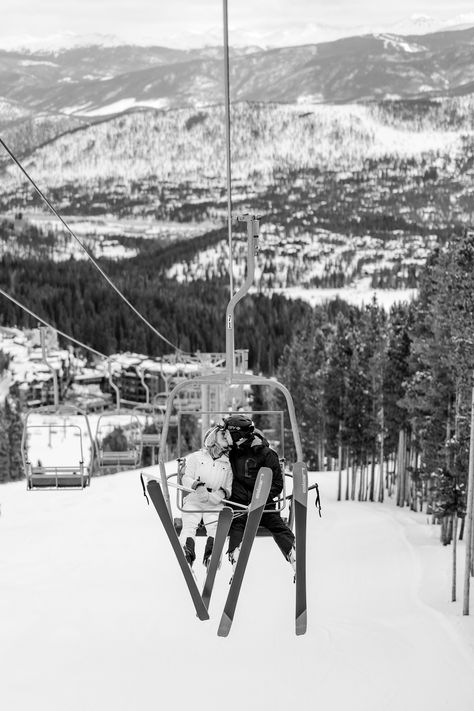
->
<box><xmin>73</xmin><ymin>97</ymin><xmax>171</xmax><ymax>117</ymax></box>
<box><xmin>273</xmin><ymin>282</ymin><xmax>417</xmax><ymax>309</ymax></box>
<box><xmin>19</xmin><ymin>59</ymin><xmax>59</xmax><ymax>67</ymax></box>
<box><xmin>1</xmin><ymin>465</ymin><xmax>474</xmax><ymax>710</ymax></box>
<box><xmin>374</xmin><ymin>32</ymin><xmax>426</xmax><ymax>53</ymax></box>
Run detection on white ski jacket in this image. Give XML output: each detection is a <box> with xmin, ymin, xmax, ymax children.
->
<box><xmin>182</xmin><ymin>448</ymin><xmax>233</xmax><ymax>499</ymax></box>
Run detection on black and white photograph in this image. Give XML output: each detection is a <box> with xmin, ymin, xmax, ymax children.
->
<box><xmin>1</xmin><ymin>1</ymin><xmax>474</xmax><ymax>709</ymax></box>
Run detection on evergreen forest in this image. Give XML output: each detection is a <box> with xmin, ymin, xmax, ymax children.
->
<box><xmin>276</xmin><ymin>228</ymin><xmax>474</xmax><ymax>545</ymax></box>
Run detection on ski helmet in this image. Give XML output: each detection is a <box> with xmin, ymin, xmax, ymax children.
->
<box><xmin>223</xmin><ymin>414</ymin><xmax>255</xmax><ymax>442</ymax></box>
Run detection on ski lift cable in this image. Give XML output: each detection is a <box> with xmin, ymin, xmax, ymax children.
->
<box><xmin>223</xmin><ymin>0</ymin><xmax>233</xmax><ymax>297</ymax></box>
<box><xmin>0</xmin><ymin>284</ymin><xmax>107</xmax><ymax>359</ymax></box>
<box><xmin>0</xmin><ymin>137</ymin><xmax>182</xmax><ymax>354</ymax></box>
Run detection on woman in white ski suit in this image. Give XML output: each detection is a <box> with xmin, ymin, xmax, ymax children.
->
<box><xmin>179</xmin><ymin>426</ymin><xmax>233</xmax><ymax>566</ymax></box>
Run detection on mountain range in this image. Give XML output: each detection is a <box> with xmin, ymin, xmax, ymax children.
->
<box><xmin>1</xmin><ymin>25</ymin><xmax>474</xmax><ymax>127</ymax></box>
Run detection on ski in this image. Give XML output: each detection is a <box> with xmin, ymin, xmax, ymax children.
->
<box><xmin>146</xmin><ymin>479</ymin><xmax>210</xmax><ymax>621</ymax></box>
<box><xmin>201</xmin><ymin>506</ymin><xmax>233</xmax><ymax>609</ymax></box>
<box><xmin>292</xmin><ymin>461</ymin><xmax>308</xmax><ymax>635</ymax></box>
<box><xmin>217</xmin><ymin>467</ymin><xmax>272</xmax><ymax>637</ymax></box>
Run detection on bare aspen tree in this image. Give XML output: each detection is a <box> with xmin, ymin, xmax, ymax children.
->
<box><xmin>462</xmin><ymin>378</ymin><xmax>474</xmax><ymax>615</ymax></box>
<box><xmin>337</xmin><ymin>420</ymin><xmax>342</xmax><ymax>501</ymax></box>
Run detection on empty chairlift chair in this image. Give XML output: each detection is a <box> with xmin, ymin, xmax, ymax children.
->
<box><xmin>21</xmin><ymin>328</ymin><xmax>95</xmax><ymax>491</ymax></box>
<box><xmin>95</xmin><ymin>361</ymin><xmax>143</xmax><ymax>470</ymax></box>
<box><xmin>22</xmin><ymin>406</ymin><xmax>94</xmax><ymax>490</ymax></box>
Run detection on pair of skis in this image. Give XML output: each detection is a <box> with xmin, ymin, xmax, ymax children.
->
<box><xmin>146</xmin><ymin>462</ymin><xmax>308</xmax><ymax>635</ymax></box>
<box><xmin>146</xmin><ymin>479</ymin><xmax>233</xmax><ymax>620</ymax></box>
<box><xmin>146</xmin><ymin>470</ymin><xmax>269</xmax><ymax>624</ymax></box>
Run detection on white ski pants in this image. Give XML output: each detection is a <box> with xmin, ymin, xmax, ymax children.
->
<box><xmin>179</xmin><ymin>497</ymin><xmax>223</xmax><ymax>541</ymax></box>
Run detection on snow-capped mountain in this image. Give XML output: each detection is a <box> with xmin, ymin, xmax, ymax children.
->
<box><xmin>1</xmin><ymin>26</ymin><xmax>474</xmax><ymax>125</ymax></box>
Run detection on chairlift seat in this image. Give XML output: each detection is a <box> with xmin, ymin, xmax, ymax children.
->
<box><xmin>141</xmin><ymin>433</ymin><xmax>161</xmax><ymax>447</ymax></box>
<box><xmin>98</xmin><ymin>450</ymin><xmax>141</xmax><ymax>467</ymax></box>
<box><xmin>27</xmin><ymin>464</ymin><xmax>89</xmax><ymax>490</ymax></box>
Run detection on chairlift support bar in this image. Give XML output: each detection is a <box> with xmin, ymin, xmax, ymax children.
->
<box><xmin>223</xmin><ymin>0</ymin><xmax>233</xmax><ymax>296</ymax></box>
<box><xmin>226</xmin><ymin>215</ymin><xmax>259</xmax><ymax>382</ymax></box>
<box><xmin>107</xmin><ymin>359</ymin><xmax>121</xmax><ymax>409</ymax></box>
<box><xmin>135</xmin><ymin>365</ymin><xmax>151</xmax><ymax>405</ymax></box>
<box><xmin>39</xmin><ymin>325</ymin><xmax>59</xmax><ymax>407</ymax></box>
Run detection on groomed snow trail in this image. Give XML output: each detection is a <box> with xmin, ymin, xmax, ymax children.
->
<box><xmin>1</xmin><ymin>469</ymin><xmax>474</xmax><ymax>711</ymax></box>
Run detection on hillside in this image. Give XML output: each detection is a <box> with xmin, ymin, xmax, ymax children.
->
<box><xmin>1</xmin><ymin>98</ymin><xmax>472</xmax><ymax>294</ymax></box>
<box><xmin>3</xmin><ymin>100</ymin><xmax>471</xmax><ymax>185</ymax></box>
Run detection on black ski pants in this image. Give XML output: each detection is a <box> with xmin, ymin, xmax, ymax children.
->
<box><xmin>228</xmin><ymin>510</ymin><xmax>295</xmax><ymax>558</ymax></box>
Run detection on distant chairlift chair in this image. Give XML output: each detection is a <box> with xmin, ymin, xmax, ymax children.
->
<box><xmin>95</xmin><ymin>361</ymin><xmax>143</xmax><ymax>470</ymax></box>
<box><xmin>21</xmin><ymin>328</ymin><xmax>95</xmax><ymax>491</ymax></box>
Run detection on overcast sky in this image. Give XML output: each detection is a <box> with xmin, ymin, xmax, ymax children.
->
<box><xmin>1</xmin><ymin>0</ymin><xmax>474</xmax><ymax>49</ymax></box>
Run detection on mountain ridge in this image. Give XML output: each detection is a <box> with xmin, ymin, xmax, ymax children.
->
<box><xmin>1</xmin><ymin>26</ymin><xmax>474</xmax><ymax>124</ymax></box>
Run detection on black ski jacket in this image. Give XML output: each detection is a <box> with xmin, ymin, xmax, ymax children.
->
<box><xmin>228</xmin><ymin>432</ymin><xmax>283</xmax><ymax>506</ymax></box>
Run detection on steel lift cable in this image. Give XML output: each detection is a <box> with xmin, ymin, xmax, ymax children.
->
<box><xmin>0</xmin><ymin>136</ymin><xmax>183</xmax><ymax>354</ymax></box>
<box><xmin>0</xmin><ymin>285</ymin><xmax>107</xmax><ymax>360</ymax></box>
<box><xmin>223</xmin><ymin>0</ymin><xmax>234</xmax><ymax>297</ymax></box>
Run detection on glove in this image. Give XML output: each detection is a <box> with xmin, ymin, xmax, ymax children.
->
<box><xmin>208</xmin><ymin>489</ymin><xmax>225</xmax><ymax>506</ymax></box>
<box><xmin>194</xmin><ymin>483</ymin><xmax>209</xmax><ymax>503</ymax></box>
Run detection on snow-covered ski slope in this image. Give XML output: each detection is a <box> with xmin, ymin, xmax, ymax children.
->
<box><xmin>1</xmin><ymin>467</ymin><xmax>474</xmax><ymax>711</ymax></box>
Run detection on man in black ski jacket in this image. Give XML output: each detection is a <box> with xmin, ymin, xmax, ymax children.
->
<box><xmin>223</xmin><ymin>414</ymin><xmax>295</xmax><ymax>569</ymax></box>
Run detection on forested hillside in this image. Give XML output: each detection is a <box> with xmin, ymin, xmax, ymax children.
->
<box><xmin>276</xmin><ymin>227</ymin><xmax>474</xmax><ymax>543</ymax></box>
<box><xmin>0</xmin><ymin>224</ymin><xmax>313</xmax><ymax>371</ymax></box>
<box><xmin>3</xmin><ymin>100</ymin><xmax>471</xmax><ymax>187</ymax></box>
<box><xmin>2</xmin><ymin>98</ymin><xmax>473</xmax><ymax>294</ymax></box>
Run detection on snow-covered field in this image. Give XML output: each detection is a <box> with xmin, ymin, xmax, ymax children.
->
<box><xmin>1</xmin><ymin>468</ymin><xmax>474</xmax><ymax>711</ymax></box>
<box><xmin>274</xmin><ymin>281</ymin><xmax>417</xmax><ymax>309</ymax></box>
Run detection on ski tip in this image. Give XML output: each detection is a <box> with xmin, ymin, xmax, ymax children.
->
<box><xmin>295</xmin><ymin>610</ymin><xmax>307</xmax><ymax>636</ymax></box>
<box><xmin>197</xmin><ymin>608</ymin><xmax>210</xmax><ymax>621</ymax></box>
<box><xmin>217</xmin><ymin>612</ymin><xmax>233</xmax><ymax>637</ymax></box>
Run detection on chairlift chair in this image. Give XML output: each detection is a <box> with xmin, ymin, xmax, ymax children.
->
<box><xmin>95</xmin><ymin>411</ymin><xmax>143</xmax><ymax>469</ymax></box>
<box><xmin>95</xmin><ymin>361</ymin><xmax>143</xmax><ymax>470</ymax></box>
<box><xmin>21</xmin><ymin>327</ymin><xmax>96</xmax><ymax>491</ymax></box>
<box><xmin>22</xmin><ymin>404</ymin><xmax>95</xmax><ymax>490</ymax></box>
<box><xmin>157</xmin><ymin>216</ymin><xmax>307</xmax><ymax>537</ymax></box>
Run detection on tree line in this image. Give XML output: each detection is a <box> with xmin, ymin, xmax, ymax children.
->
<box><xmin>0</xmin><ymin>222</ymin><xmax>313</xmax><ymax>372</ymax></box>
<box><xmin>276</xmin><ymin>229</ymin><xmax>474</xmax><ymax>545</ymax></box>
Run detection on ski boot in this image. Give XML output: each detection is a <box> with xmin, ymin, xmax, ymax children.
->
<box><xmin>286</xmin><ymin>545</ymin><xmax>296</xmax><ymax>583</ymax></box>
<box><xmin>227</xmin><ymin>547</ymin><xmax>240</xmax><ymax>584</ymax></box>
<box><xmin>183</xmin><ymin>537</ymin><xmax>196</xmax><ymax>567</ymax></box>
<box><xmin>203</xmin><ymin>536</ymin><xmax>214</xmax><ymax>568</ymax></box>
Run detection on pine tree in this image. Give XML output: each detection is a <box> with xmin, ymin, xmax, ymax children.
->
<box><xmin>5</xmin><ymin>392</ymin><xmax>24</xmax><ymax>481</ymax></box>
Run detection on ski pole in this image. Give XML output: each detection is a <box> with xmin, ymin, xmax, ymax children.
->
<box><xmin>273</xmin><ymin>482</ymin><xmax>321</xmax><ymax>513</ymax></box>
